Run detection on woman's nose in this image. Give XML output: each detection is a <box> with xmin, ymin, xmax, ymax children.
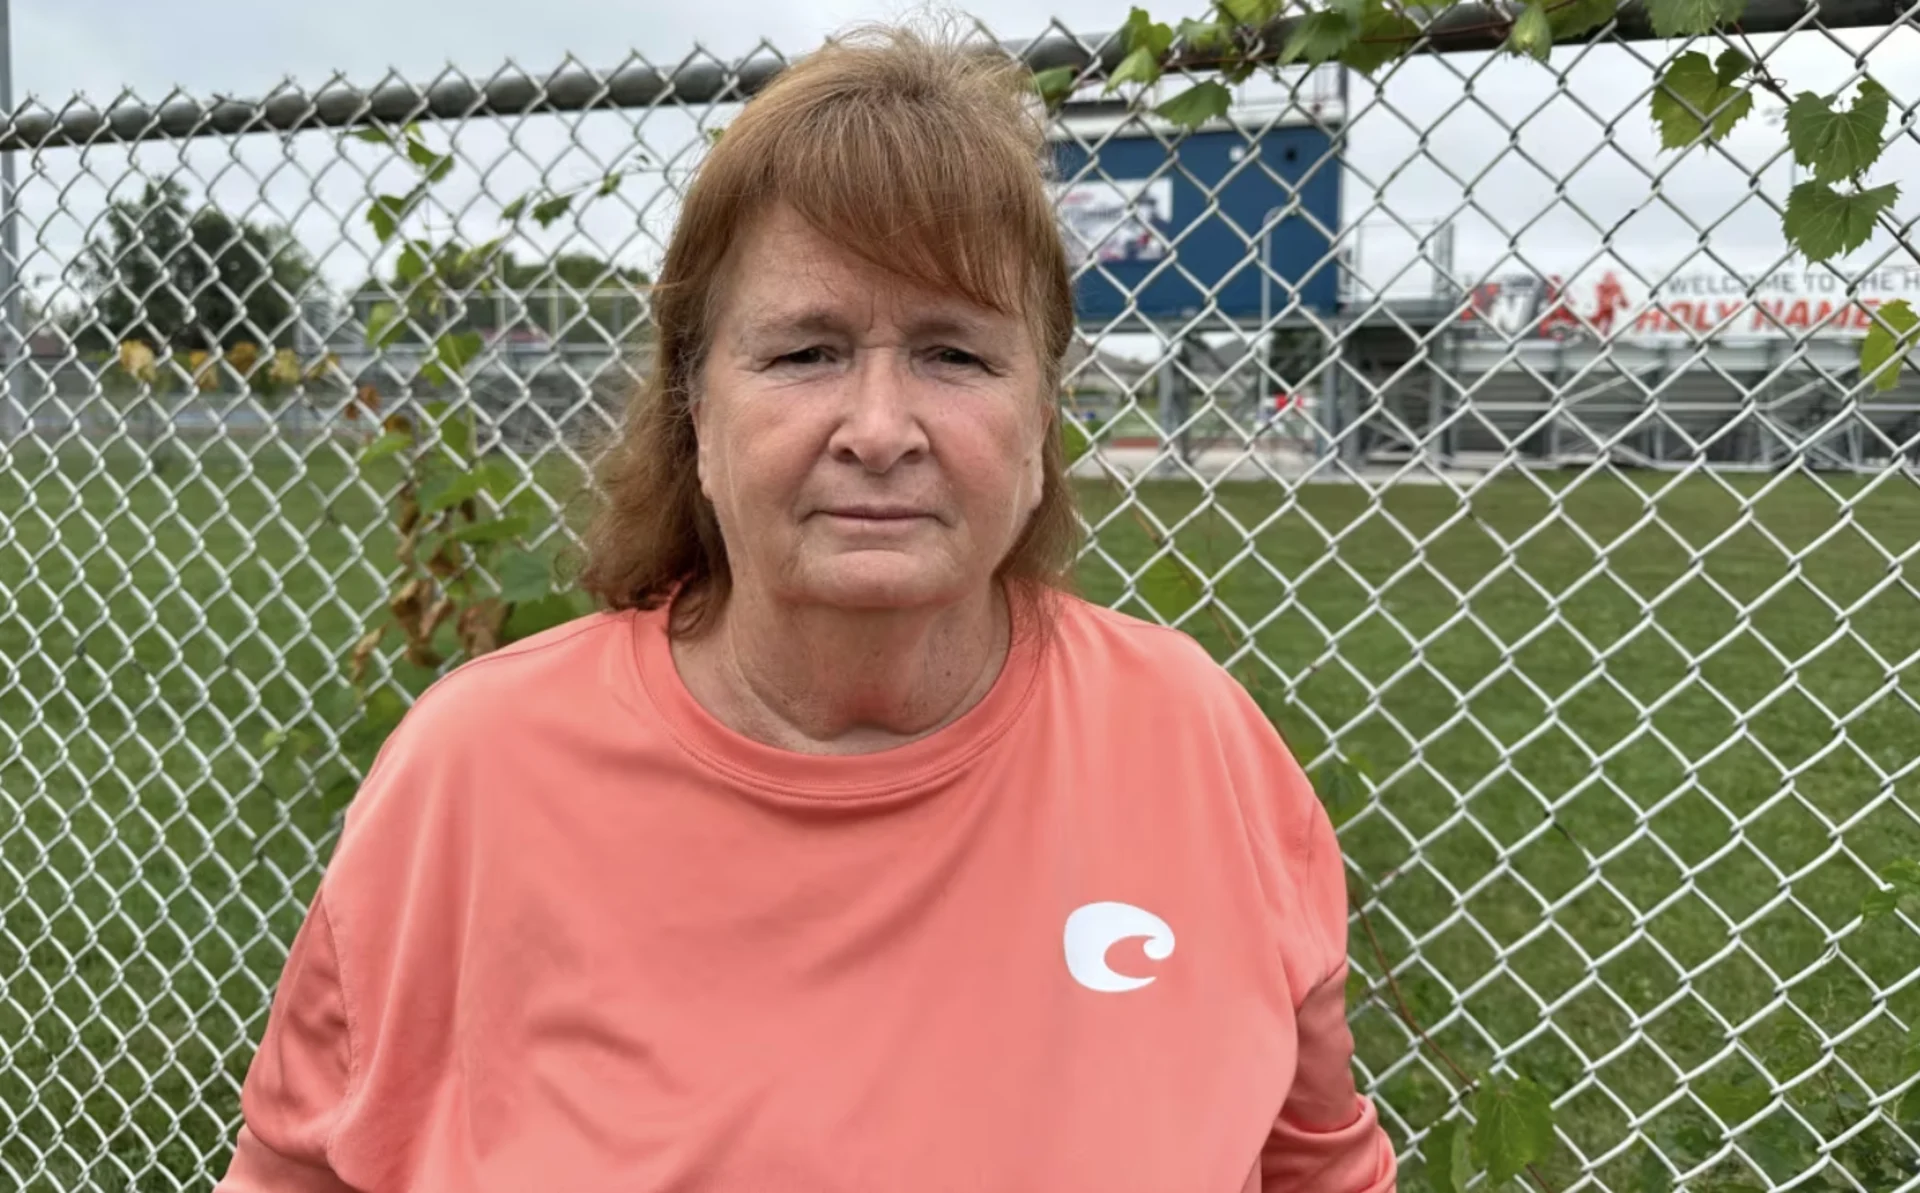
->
<box><xmin>826</xmin><ymin>352</ymin><xmax>929</xmax><ymax>473</ymax></box>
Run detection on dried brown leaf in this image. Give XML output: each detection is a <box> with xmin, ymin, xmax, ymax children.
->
<box><xmin>426</xmin><ymin>543</ymin><xmax>461</xmax><ymax>578</ymax></box>
<box><xmin>348</xmin><ymin>626</ymin><xmax>386</xmax><ymax>683</ymax></box>
<box><xmin>458</xmin><ymin>598</ymin><xmax>507</xmax><ymax>657</ymax></box>
<box><xmin>389</xmin><ymin>577</ymin><xmax>430</xmax><ymax>635</ymax></box>
<box><xmin>421</xmin><ymin>595</ymin><xmax>456</xmax><ymax>642</ymax></box>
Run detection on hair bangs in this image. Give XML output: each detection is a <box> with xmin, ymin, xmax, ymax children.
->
<box><xmin>761</xmin><ymin>98</ymin><xmax>1047</xmax><ymax>323</ymax></box>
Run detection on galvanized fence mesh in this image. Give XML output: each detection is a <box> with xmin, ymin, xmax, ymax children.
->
<box><xmin>2</xmin><ymin>11</ymin><xmax>1919</xmax><ymax>1191</ymax></box>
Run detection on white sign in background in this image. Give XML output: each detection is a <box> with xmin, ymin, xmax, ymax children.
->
<box><xmin>1462</xmin><ymin>263</ymin><xmax>1920</xmax><ymax>340</ymax></box>
<box><xmin>1052</xmin><ymin>177</ymin><xmax>1175</xmax><ymax>268</ymax></box>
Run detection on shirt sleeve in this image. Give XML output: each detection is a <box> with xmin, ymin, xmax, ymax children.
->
<box><xmin>214</xmin><ymin>657</ymin><xmax>496</xmax><ymax>1192</ymax></box>
<box><xmin>1259</xmin><ymin>759</ymin><xmax>1398</xmax><ymax>1193</ymax></box>
<box><xmin>214</xmin><ymin>890</ymin><xmax>362</xmax><ymax>1193</ymax></box>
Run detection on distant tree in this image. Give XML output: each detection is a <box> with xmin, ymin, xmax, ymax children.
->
<box><xmin>73</xmin><ymin>180</ymin><xmax>319</xmax><ymax>354</ymax></box>
<box><xmin>500</xmin><ymin>251</ymin><xmax>649</xmax><ymax>295</ymax></box>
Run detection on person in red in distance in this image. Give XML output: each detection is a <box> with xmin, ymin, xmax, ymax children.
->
<box><xmin>215</xmin><ymin>20</ymin><xmax>1397</xmax><ymax>1193</ymax></box>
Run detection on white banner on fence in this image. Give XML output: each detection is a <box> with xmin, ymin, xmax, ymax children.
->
<box><xmin>1462</xmin><ymin>263</ymin><xmax>1920</xmax><ymax>340</ymax></box>
<box><xmin>1052</xmin><ymin>177</ymin><xmax>1174</xmax><ymax>267</ymax></box>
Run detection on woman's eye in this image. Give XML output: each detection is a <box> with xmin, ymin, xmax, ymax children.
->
<box><xmin>774</xmin><ymin>347</ymin><xmax>828</xmax><ymax>366</ymax></box>
<box><xmin>932</xmin><ymin>347</ymin><xmax>985</xmax><ymax>369</ymax></box>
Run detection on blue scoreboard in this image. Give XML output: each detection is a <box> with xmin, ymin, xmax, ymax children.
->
<box><xmin>1050</xmin><ymin>119</ymin><xmax>1343</xmax><ymax>326</ymax></box>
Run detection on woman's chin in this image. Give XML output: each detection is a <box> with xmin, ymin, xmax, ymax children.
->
<box><xmin>794</xmin><ymin>556</ymin><xmax>970</xmax><ymax>611</ymax></box>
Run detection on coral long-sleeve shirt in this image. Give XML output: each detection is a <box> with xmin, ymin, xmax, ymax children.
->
<box><xmin>218</xmin><ymin>596</ymin><xmax>1397</xmax><ymax>1192</ymax></box>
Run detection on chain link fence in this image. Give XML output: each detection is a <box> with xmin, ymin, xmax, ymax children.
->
<box><xmin>2</xmin><ymin>9</ymin><xmax>1918</xmax><ymax>1191</ymax></box>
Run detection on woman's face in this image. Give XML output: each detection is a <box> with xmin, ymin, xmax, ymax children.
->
<box><xmin>694</xmin><ymin>204</ymin><xmax>1049</xmax><ymax>614</ymax></box>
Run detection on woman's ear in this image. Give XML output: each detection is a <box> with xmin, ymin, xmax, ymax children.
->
<box><xmin>688</xmin><ymin>386</ymin><xmax>713</xmax><ymax>501</ymax></box>
<box><xmin>1025</xmin><ymin>402</ymin><xmax>1052</xmax><ymax>518</ymax></box>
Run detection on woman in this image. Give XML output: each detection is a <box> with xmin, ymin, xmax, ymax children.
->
<box><xmin>218</xmin><ymin>22</ymin><xmax>1396</xmax><ymax>1193</ymax></box>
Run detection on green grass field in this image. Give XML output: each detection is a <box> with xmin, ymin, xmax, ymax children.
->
<box><xmin>2</xmin><ymin>436</ymin><xmax>1918</xmax><ymax>1190</ymax></box>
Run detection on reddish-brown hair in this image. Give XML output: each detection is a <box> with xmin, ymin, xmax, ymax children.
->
<box><xmin>575</xmin><ymin>20</ymin><xmax>1079</xmax><ymax>635</ymax></box>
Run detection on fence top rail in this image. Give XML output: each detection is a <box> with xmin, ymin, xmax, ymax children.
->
<box><xmin>0</xmin><ymin>0</ymin><xmax>1905</xmax><ymax>153</ymax></box>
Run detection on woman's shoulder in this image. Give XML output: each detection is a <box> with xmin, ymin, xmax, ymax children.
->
<box><xmin>336</xmin><ymin>609</ymin><xmax>638</xmax><ymax>814</ymax></box>
<box><xmin>390</xmin><ymin>607</ymin><xmax>636</xmax><ymax>734</ymax></box>
<box><xmin>1048</xmin><ymin>594</ymin><xmax>1258</xmax><ymax>712</ymax></box>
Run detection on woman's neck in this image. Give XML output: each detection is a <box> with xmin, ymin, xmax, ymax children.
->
<box><xmin>672</xmin><ymin>585</ymin><xmax>1011</xmax><ymax>755</ymax></box>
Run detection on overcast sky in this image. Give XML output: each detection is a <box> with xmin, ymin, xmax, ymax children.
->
<box><xmin>7</xmin><ymin>0</ymin><xmax>1917</xmax><ymax>330</ymax></box>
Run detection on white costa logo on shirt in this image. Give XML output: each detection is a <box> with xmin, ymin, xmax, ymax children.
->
<box><xmin>1063</xmin><ymin>902</ymin><xmax>1175</xmax><ymax>993</ymax></box>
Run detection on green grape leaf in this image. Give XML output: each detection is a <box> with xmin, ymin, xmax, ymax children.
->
<box><xmin>501</xmin><ymin>194</ymin><xmax>529</xmax><ymax>221</ymax></box>
<box><xmin>446</xmin><ymin>513</ymin><xmax>534</xmax><ymax>546</ymax></box>
<box><xmin>1106</xmin><ymin>45</ymin><xmax>1162</xmax><ymax>92</ymax></box>
<box><xmin>1341</xmin><ymin>8</ymin><xmax>1422</xmax><ymax>75</ymax></box>
<box><xmin>436</xmin><ymin>406</ymin><xmax>474</xmax><ymax>463</ymax></box>
<box><xmin>1645</xmin><ymin>0</ymin><xmax>1744</xmax><ymax>37</ymax></box>
<box><xmin>433</xmin><ymin>331</ymin><xmax>485</xmax><ymax>378</ymax></box>
<box><xmin>532</xmin><ymin>193</ymin><xmax>575</xmax><ymax>229</ymax></box>
<box><xmin>360</xmin><ymin>430</ymin><xmax>413</xmax><ymax>465</ymax></box>
<box><xmin>1062</xmin><ymin>415</ymin><xmax>1095</xmax><ymax>465</ymax></box>
<box><xmin>1506</xmin><ymin>4</ymin><xmax>1554</xmax><ymax>61</ymax></box>
<box><xmin>366</xmin><ymin>301</ymin><xmax>408</xmax><ymax>349</ymax></box>
<box><xmin>1862</xmin><ymin>857</ymin><xmax>1920</xmax><ymax>919</ymax></box>
<box><xmin>462</xmin><ymin>237</ymin><xmax>509</xmax><ymax>280</ymax></box>
<box><xmin>1860</xmin><ymin>299</ymin><xmax>1918</xmax><ymax>392</ymax></box>
<box><xmin>1650</xmin><ymin>51</ymin><xmax>1755</xmax><ymax>149</ymax></box>
<box><xmin>1426</xmin><ymin>1118</ymin><xmax>1471</xmax><ymax>1193</ymax></box>
<box><xmin>1713</xmin><ymin>47</ymin><xmax>1751</xmax><ymax>84</ymax></box>
<box><xmin>1032</xmin><ymin>66</ymin><xmax>1080</xmax><ymax>106</ymax></box>
<box><xmin>1863</xmin><ymin>888</ymin><xmax>1905</xmax><ymax>918</ymax></box>
<box><xmin>360</xmin><ymin>686</ymin><xmax>408</xmax><ymax>736</ymax></box>
<box><xmin>1122</xmin><ymin>6</ymin><xmax>1175</xmax><ymax>56</ymax></box>
<box><xmin>1219</xmin><ymin>0</ymin><xmax>1279</xmax><ymax>24</ymax></box>
<box><xmin>1176</xmin><ymin>17</ymin><xmax>1233</xmax><ymax>51</ymax></box>
<box><xmin>502</xmin><ymin>590</ymin><xmax>594</xmax><ymax>643</ymax></box>
<box><xmin>495</xmin><ymin>548</ymin><xmax>556</xmax><ymax>605</ymax></box>
<box><xmin>395</xmin><ymin>243</ymin><xmax>429</xmax><ymax>285</ymax></box>
<box><xmin>1784</xmin><ymin>180</ymin><xmax>1898</xmax><ymax>261</ymax></box>
<box><xmin>367</xmin><ymin>196</ymin><xmax>403</xmax><ymax>244</ymax></box>
<box><xmin>418</xmin><ymin>471</ymin><xmax>483</xmax><ymax>516</ymax></box>
<box><xmin>1283</xmin><ymin>10</ymin><xmax>1360</xmax><ymax>65</ymax></box>
<box><xmin>1786</xmin><ymin>79</ymin><xmax>1894</xmax><ymax>184</ymax></box>
<box><xmin>1471</xmin><ymin>1076</ymin><xmax>1556</xmax><ymax>1184</ymax></box>
<box><xmin>368</xmin><ymin>186</ymin><xmax>428</xmax><ymax>245</ymax></box>
<box><xmin>1155</xmin><ymin>81</ymin><xmax>1233</xmax><ymax>128</ymax></box>
<box><xmin>1311</xmin><ymin>755</ymin><xmax>1373</xmax><ymax>828</ymax></box>
<box><xmin>1637</xmin><ymin>1147</ymin><xmax>1674</xmax><ymax>1193</ymax></box>
<box><xmin>474</xmin><ymin>459</ymin><xmax>522</xmax><ymax>500</ymax></box>
<box><xmin>1894</xmin><ymin>1025</ymin><xmax>1920</xmax><ymax>1124</ymax></box>
<box><xmin>405</xmin><ymin>139</ymin><xmax>455</xmax><ymax>184</ymax></box>
<box><xmin>1548</xmin><ymin>0</ymin><xmax>1618</xmax><ymax>39</ymax></box>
